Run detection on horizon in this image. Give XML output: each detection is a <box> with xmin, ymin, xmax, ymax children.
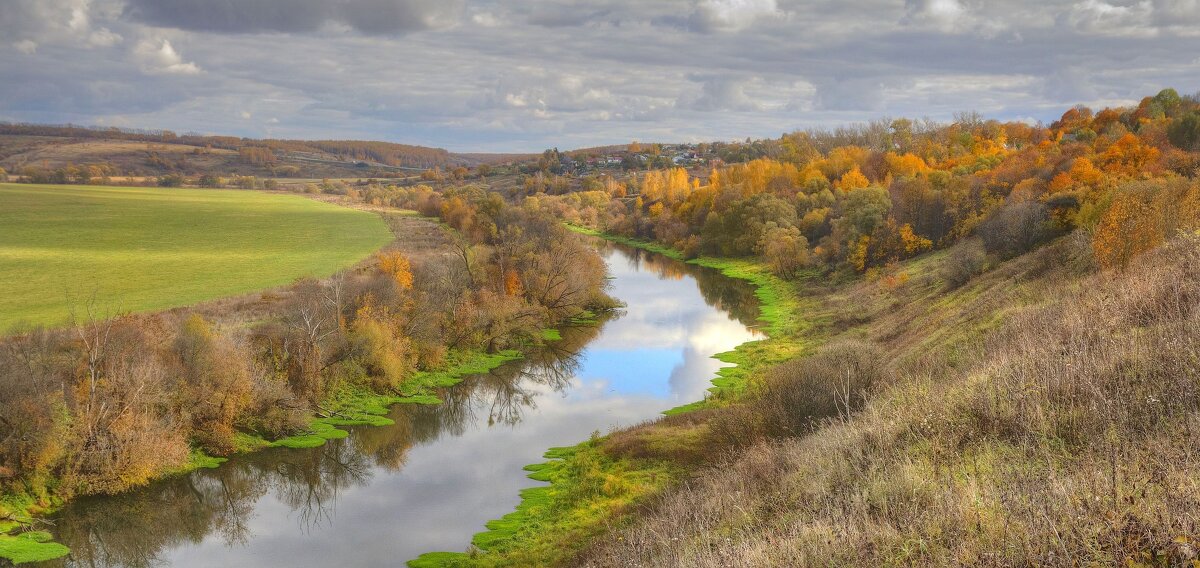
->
<box><xmin>3</xmin><ymin>0</ymin><xmax>1200</xmax><ymax>153</ymax></box>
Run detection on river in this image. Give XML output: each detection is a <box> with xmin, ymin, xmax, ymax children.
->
<box><xmin>31</xmin><ymin>242</ymin><xmax>763</xmax><ymax>567</ymax></box>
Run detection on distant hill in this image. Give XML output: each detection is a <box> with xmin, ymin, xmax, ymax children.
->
<box><xmin>0</xmin><ymin>123</ymin><xmax>529</xmax><ymax>179</ymax></box>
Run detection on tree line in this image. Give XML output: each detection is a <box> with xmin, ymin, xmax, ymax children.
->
<box><xmin>530</xmin><ymin>89</ymin><xmax>1200</xmax><ymax>277</ymax></box>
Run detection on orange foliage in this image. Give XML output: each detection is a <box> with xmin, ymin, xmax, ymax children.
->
<box><xmin>1099</xmin><ymin>134</ymin><xmax>1160</xmax><ymax>177</ymax></box>
<box><xmin>885</xmin><ymin>153</ymin><xmax>931</xmax><ymax>178</ymax></box>
<box><xmin>377</xmin><ymin>251</ymin><xmax>414</xmax><ymax>290</ymax></box>
<box><xmin>504</xmin><ymin>269</ymin><xmax>524</xmax><ymax>296</ymax></box>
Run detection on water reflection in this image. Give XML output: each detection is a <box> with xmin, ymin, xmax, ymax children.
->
<box><xmin>31</xmin><ymin>244</ymin><xmax>761</xmax><ymax>568</ymax></box>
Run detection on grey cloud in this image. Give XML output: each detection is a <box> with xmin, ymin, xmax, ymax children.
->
<box><xmin>122</xmin><ymin>0</ymin><xmax>463</xmax><ymax>34</ymax></box>
<box><xmin>685</xmin><ymin>75</ymin><xmax>762</xmax><ymax>111</ymax></box>
<box><xmin>814</xmin><ymin>77</ymin><xmax>887</xmax><ymax>112</ymax></box>
<box><xmin>526</xmin><ymin>6</ymin><xmax>616</xmax><ymax>28</ymax></box>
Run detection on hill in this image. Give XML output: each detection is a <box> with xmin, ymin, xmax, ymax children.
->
<box><xmin>0</xmin><ymin>123</ymin><xmax>532</xmax><ymax>181</ymax></box>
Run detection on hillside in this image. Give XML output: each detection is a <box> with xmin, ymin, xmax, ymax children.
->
<box><xmin>0</xmin><ymin>124</ymin><xmax>532</xmax><ymax>181</ymax></box>
<box><xmin>574</xmin><ymin>232</ymin><xmax>1200</xmax><ymax>566</ymax></box>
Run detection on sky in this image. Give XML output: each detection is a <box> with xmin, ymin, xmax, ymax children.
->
<box><xmin>2</xmin><ymin>0</ymin><xmax>1199</xmax><ymax>152</ymax></box>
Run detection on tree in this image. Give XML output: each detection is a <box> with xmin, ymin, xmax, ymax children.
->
<box><xmin>197</xmin><ymin>174</ymin><xmax>222</xmax><ymax>188</ymax></box>
<box><xmin>1098</xmin><ymin>133</ymin><xmax>1159</xmax><ymax>177</ymax></box>
<box><xmin>172</xmin><ymin>314</ymin><xmax>253</xmax><ymax>453</ymax></box>
<box><xmin>834</xmin><ymin>167</ymin><xmax>870</xmax><ymax>191</ymax></box>
<box><xmin>1092</xmin><ymin>189</ymin><xmax>1159</xmax><ymax>270</ymax></box>
<box><xmin>899</xmin><ymin>223</ymin><xmax>932</xmax><ymax>254</ymax></box>
<box><xmin>758</xmin><ymin>225</ymin><xmax>809</xmax><ymax>278</ymax></box>
<box><xmin>1168</xmin><ymin>112</ymin><xmax>1200</xmax><ymax>151</ymax></box>
<box><xmin>377</xmin><ymin>251</ymin><xmax>414</xmax><ymax>290</ymax></box>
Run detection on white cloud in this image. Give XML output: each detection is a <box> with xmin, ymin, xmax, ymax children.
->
<box><xmin>685</xmin><ymin>75</ymin><xmax>762</xmax><ymax>111</ymax></box>
<box><xmin>134</xmin><ymin>38</ymin><xmax>201</xmax><ymax>75</ymax></box>
<box><xmin>903</xmin><ymin>0</ymin><xmax>1009</xmax><ymax>35</ymax></box>
<box><xmin>88</xmin><ymin>27</ymin><xmax>123</xmax><ymax>47</ymax></box>
<box><xmin>693</xmin><ymin>0</ymin><xmax>779</xmax><ymax>31</ymax></box>
<box><xmin>1067</xmin><ymin>0</ymin><xmax>1155</xmax><ymax>36</ymax></box>
<box><xmin>13</xmin><ymin>40</ymin><xmax>38</xmax><ymax>54</ymax></box>
<box><xmin>471</xmin><ymin>11</ymin><xmax>502</xmax><ymax>27</ymax></box>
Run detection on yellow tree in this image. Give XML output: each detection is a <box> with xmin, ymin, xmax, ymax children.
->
<box><xmin>1092</xmin><ymin>191</ymin><xmax>1160</xmax><ymax>269</ymax></box>
<box><xmin>377</xmin><ymin>251</ymin><xmax>414</xmax><ymax>290</ymax></box>
<box><xmin>834</xmin><ymin>167</ymin><xmax>870</xmax><ymax>192</ymax></box>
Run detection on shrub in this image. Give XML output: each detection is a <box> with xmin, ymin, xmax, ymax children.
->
<box><xmin>977</xmin><ymin>201</ymin><xmax>1052</xmax><ymax>259</ymax></box>
<box><xmin>939</xmin><ymin>239</ymin><xmax>986</xmax><ymax>290</ymax></box>
<box><xmin>156</xmin><ymin>174</ymin><xmax>184</xmax><ymax>187</ymax></box>
<box><xmin>709</xmin><ymin>339</ymin><xmax>890</xmax><ymax>448</ymax></box>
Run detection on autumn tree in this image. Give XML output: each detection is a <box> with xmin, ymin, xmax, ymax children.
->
<box><xmin>758</xmin><ymin>225</ymin><xmax>809</xmax><ymax>277</ymax></box>
<box><xmin>377</xmin><ymin>251</ymin><xmax>414</xmax><ymax>290</ymax></box>
<box><xmin>1098</xmin><ymin>133</ymin><xmax>1160</xmax><ymax>177</ymax></box>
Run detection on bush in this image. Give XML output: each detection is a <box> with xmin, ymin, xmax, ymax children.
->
<box><xmin>940</xmin><ymin>239</ymin><xmax>986</xmax><ymax>290</ymax></box>
<box><xmin>977</xmin><ymin>201</ymin><xmax>1052</xmax><ymax>259</ymax></box>
<box><xmin>197</xmin><ymin>174</ymin><xmax>222</xmax><ymax>188</ymax></box>
<box><xmin>157</xmin><ymin>174</ymin><xmax>184</xmax><ymax>187</ymax></box>
<box><xmin>709</xmin><ymin>339</ymin><xmax>890</xmax><ymax>448</ymax></box>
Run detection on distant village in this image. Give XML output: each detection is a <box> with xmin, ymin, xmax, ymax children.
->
<box><xmin>537</xmin><ymin>142</ymin><xmax>723</xmax><ymax>177</ymax></box>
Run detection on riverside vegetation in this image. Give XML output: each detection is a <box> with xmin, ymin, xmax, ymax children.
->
<box><xmin>0</xmin><ymin>188</ymin><xmax>617</xmax><ymax>563</ymax></box>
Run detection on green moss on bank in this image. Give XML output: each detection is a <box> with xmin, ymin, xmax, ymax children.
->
<box><xmin>0</xmin><ymin>531</ymin><xmax>70</xmax><ymax>564</ymax></box>
<box><xmin>409</xmin><ymin>440</ymin><xmax>675</xmax><ymax>567</ymax></box>
<box><xmin>266</xmin><ymin>348</ymin><xmax>524</xmax><ymax>449</ymax></box>
<box><xmin>566</xmin><ymin>225</ymin><xmax>684</xmax><ymax>261</ymax></box>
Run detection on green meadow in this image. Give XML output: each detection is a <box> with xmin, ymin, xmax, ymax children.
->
<box><xmin>0</xmin><ymin>183</ymin><xmax>392</xmax><ymax>332</ymax></box>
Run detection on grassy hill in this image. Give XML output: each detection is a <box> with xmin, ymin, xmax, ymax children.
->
<box><xmin>0</xmin><ymin>183</ymin><xmax>392</xmax><ymax>332</ymax></box>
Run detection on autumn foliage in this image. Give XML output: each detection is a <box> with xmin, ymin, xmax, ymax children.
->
<box><xmin>539</xmin><ymin>89</ymin><xmax>1200</xmax><ymax>275</ymax></box>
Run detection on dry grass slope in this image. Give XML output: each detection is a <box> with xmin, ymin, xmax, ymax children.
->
<box><xmin>580</xmin><ymin>233</ymin><xmax>1200</xmax><ymax>567</ymax></box>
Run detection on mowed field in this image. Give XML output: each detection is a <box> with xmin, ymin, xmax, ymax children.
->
<box><xmin>0</xmin><ymin>183</ymin><xmax>392</xmax><ymax>332</ymax></box>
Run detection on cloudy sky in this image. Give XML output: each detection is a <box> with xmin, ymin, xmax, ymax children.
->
<box><xmin>2</xmin><ymin>0</ymin><xmax>1199</xmax><ymax>152</ymax></box>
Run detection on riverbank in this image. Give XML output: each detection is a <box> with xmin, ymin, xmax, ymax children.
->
<box><xmin>411</xmin><ymin>230</ymin><xmax>825</xmax><ymax>566</ymax></box>
<box><xmin>0</xmin><ymin>342</ymin><xmax>548</xmax><ymax>565</ymax></box>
